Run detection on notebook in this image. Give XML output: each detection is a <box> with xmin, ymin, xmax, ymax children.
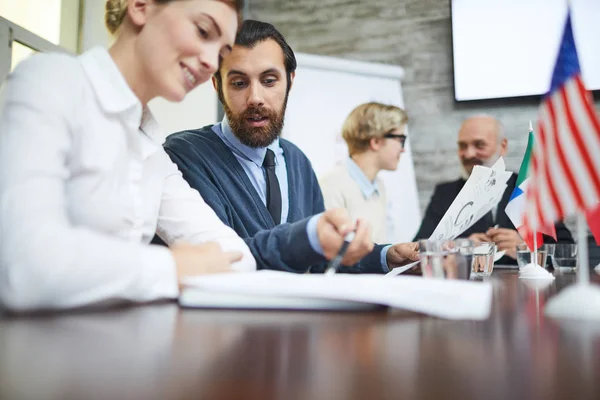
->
<box><xmin>179</xmin><ymin>271</ymin><xmax>492</xmax><ymax>320</ymax></box>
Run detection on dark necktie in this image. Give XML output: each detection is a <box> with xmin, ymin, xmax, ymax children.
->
<box><xmin>482</xmin><ymin>210</ymin><xmax>495</xmax><ymax>228</ymax></box>
<box><xmin>263</xmin><ymin>149</ymin><xmax>282</xmax><ymax>225</ymax></box>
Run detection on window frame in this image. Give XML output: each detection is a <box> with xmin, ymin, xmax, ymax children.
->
<box><xmin>0</xmin><ymin>16</ymin><xmax>72</xmax><ymax>83</ymax></box>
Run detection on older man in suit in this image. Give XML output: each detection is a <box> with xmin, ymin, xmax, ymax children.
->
<box><xmin>414</xmin><ymin>115</ymin><xmax>573</xmax><ymax>263</ymax></box>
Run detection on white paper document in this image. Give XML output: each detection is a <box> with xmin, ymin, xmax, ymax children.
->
<box><xmin>385</xmin><ymin>261</ymin><xmax>420</xmax><ymax>277</ymax></box>
<box><xmin>387</xmin><ymin>158</ymin><xmax>512</xmax><ymax>276</ymax></box>
<box><xmin>181</xmin><ymin>271</ymin><xmax>493</xmax><ymax>320</ymax></box>
<box><xmin>430</xmin><ymin>158</ymin><xmax>512</xmax><ymax>241</ymax></box>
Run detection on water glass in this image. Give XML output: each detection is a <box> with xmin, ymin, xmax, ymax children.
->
<box><xmin>419</xmin><ymin>239</ymin><xmax>473</xmax><ymax>280</ymax></box>
<box><xmin>443</xmin><ymin>239</ymin><xmax>474</xmax><ymax>280</ymax></box>
<box><xmin>516</xmin><ymin>243</ymin><xmax>549</xmax><ymax>269</ymax></box>
<box><xmin>543</xmin><ymin>244</ymin><xmax>555</xmax><ymax>268</ymax></box>
<box><xmin>553</xmin><ymin>243</ymin><xmax>578</xmax><ymax>271</ymax></box>
<box><xmin>419</xmin><ymin>240</ymin><xmax>444</xmax><ymax>279</ymax></box>
<box><xmin>472</xmin><ymin>242</ymin><xmax>496</xmax><ymax>276</ymax></box>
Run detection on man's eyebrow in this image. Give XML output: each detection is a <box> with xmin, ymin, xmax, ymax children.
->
<box><xmin>227</xmin><ymin>69</ymin><xmax>247</xmax><ymax>77</ymax></box>
<box><xmin>261</xmin><ymin>68</ymin><xmax>281</xmax><ymax>75</ymax></box>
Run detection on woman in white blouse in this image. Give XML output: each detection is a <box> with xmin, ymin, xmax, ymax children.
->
<box><xmin>0</xmin><ymin>0</ymin><xmax>256</xmax><ymax>311</ymax></box>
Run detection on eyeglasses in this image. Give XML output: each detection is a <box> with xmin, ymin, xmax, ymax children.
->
<box><xmin>383</xmin><ymin>133</ymin><xmax>407</xmax><ymax>147</ymax></box>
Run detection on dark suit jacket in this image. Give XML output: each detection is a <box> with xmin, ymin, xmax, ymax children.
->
<box><xmin>413</xmin><ymin>173</ymin><xmax>574</xmax><ymax>264</ymax></box>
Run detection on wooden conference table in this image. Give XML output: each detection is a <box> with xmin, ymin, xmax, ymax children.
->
<box><xmin>1</xmin><ymin>269</ymin><xmax>599</xmax><ymax>400</ymax></box>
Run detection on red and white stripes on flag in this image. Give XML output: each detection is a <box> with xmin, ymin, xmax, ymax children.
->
<box><xmin>526</xmin><ymin>76</ymin><xmax>600</xmax><ymax>232</ymax></box>
<box><xmin>522</xmin><ymin>13</ymin><xmax>600</xmax><ymax>241</ymax></box>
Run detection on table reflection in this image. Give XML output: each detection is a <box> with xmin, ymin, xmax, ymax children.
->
<box><xmin>0</xmin><ymin>271</ymin><xmax>598</xmax><ymax>400</ymax></box>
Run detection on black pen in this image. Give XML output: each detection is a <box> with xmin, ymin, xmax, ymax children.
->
<box><xmin>324</xmin><ymin>231</ymin><xmax>356</xmax><ymax>276</ymax></box>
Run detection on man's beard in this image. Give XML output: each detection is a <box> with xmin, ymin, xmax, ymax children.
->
<box><xmin>224</xmin><ymin>96</ymin><xmax>288</xmax><ymax>148</ymax></box>
<box><xmin>459</xmin><ymin>151</ymin><xmax>501</xmax><ymax>180</ymax></box>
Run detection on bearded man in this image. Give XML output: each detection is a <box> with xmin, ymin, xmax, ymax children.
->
<box><xmin>163</xmin><ymin>20</ymin><xmax>419</xmax><ymax>274</ymax></box>
<box><xmin>413</xmin><ymin>115</ymin><xmax>573</xmax><ymax>263</ymax></box>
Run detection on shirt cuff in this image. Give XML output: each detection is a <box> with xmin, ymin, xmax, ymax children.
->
<box><xmin>138</xmin><ymin>245</ymin><xmax>180</xmax><ymax>301</ymax></box>
<box><xmin>380</xmin><ymin>245</ymin><xmax>392</xmax><ymax>273</ymax></box>
<box><xmin>307</xmin><ymin>213</ymin><xmax>324</xmax><ymax>256</ymax></box>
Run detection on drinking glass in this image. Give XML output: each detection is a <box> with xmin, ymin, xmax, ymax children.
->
<box><xmin>472</xmin><ymin>242</ymin><xmax>496</xmax><ymax>277</ymax></box>
<box><xmin>443</xmin><ymin>239</ymin><xmax>474</xmax><ymax>280</ymax></box>
<box><xmin>543</xmin><ymin>244</ymin><xmax>555</xmax><ymax>268</ymax></box>
<box><xmin>516</xmin><ymin>243</ymin><xmax>549</xmax><ymax>269</ymax></box>
<box><xmin>553</xmin><ymin>243</ymin><xmax>578</xmax><ymax>271</ymax></box>
<box><xmin>420</xmin><ymin>239</ymin><xmax>473</xmax><ymax>280</ymax></box>
<box><xmin>419</xmin><ymin>239</ymin><xmax>444</xmax><ymax>279</ymax></box>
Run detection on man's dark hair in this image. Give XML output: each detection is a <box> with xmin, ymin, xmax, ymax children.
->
<box><xmin>214</xmin><ymin>19</ymin><xmax>297</xmax><ymax>103</ymax></box>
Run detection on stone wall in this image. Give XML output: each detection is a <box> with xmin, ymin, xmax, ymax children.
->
<box><xmin>248</xmin><ymin>0</ymin><xmax>600</xmax><ymax>216</ymax></box>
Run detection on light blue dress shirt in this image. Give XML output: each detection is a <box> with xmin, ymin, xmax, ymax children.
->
<box><xmin>345</xmin><ymin>158</ymin><xmax>391</xmax><ymax>271</ymax></box>
<box><xmin>345</xmin><ymin>158</ymin><xmax>381</xmax><ymax>198</ymax></box>
<box><xmin>215</xmin><ymin>118</ymin><xmax>289</xmax><ymax>223</ymax></box>
<box><xmin>214</xmin><ymin>119</ymin><xmax>389</xmax><ymax>272</ymax></box>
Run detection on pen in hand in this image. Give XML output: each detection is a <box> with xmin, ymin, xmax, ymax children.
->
<box><xmin>324</xmin><ymin>231</ymin><xmax>356</xmax><ymax>276</ymax></box>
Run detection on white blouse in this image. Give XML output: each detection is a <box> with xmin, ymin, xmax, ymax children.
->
<box><xmin>0</xmin><ymin>47</ymin><xmax>256</xmax><ymax>311</ymax></box>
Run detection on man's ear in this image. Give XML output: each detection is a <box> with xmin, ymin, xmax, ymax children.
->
<box><xmin>128</xmin><ymin>0</ymin><xmax>152</xmax><ymax>30</ymax></box>
<box><xmin>369</xmin><ymin>137</ymin><xmax>383</xmax><ymax>151</ymax></box>
<box><xmin>212</xmin><ymin>75</ymin><xmax>225</xmax><ymax>104</ymax></box>
<box><xmin>288</xmin><ymin>71</ymin><xmax>296</xmax><ymax>92</ymax></box>
<box><xmin>499</xmin><ymin>137</ymin><xmax>508</xmax><ymax>156</ymax></box>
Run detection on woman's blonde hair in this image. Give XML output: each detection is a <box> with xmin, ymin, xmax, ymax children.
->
<box><xmin>105</xmin><ymin>0</ymin><xmax>245</xmax><ymax>36</ymax></box>
<box><xmin>105</xmin><ymin>0</ymin><xmax>128</xmax><ymax>35</ymax></box>
<box><xmin>342</xmin><ymin>102</ymin><xmax>408</xmax><ymax>156</ymax></box>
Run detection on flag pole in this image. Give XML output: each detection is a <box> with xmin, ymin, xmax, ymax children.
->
<box><xmin>531</xmin><ymin>229</ymin><xmax>539</xmax><ymax>266</ymax></box>
<box><xmin>521</xmin><ymin>216</ymin><xmax>550</xmax><ymax>278</ymax></box>
<box><xmin>576</xmin><ymin>212</ymin><xmax>590</xmax><ymax>285</ymax></box>
<box><xmin>521</xmin><ymin>120</ymin><xmax>547</xmax><ymax>278</ymax></box>
<box><xmin>529</xmin><ymin>121</ymin><xmax>540</xmax><ymax>266</ymax></box>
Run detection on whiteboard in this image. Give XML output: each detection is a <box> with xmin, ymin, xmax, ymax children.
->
<box><xmin>149</xmin><ymin>81</ymin><xmax>217</xmax><ymax>138</ymax></box>
<box><xmin>282</xmin><ymin>53</ymin><xmax>421</xmax><ymax>243</ymax></box>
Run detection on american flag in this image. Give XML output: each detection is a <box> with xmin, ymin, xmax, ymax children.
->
<box><xmin>523</xmin><ymin>12</ymin><xmax>600</xmax><ymax>242</ymax></box>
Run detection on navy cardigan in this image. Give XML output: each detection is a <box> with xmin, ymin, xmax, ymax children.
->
<box><xmin>163</xmin><ymin>125</ymin><xmax>386</xmax><ymax>274</ymax></box>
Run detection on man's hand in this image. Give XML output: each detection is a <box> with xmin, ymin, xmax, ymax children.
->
<box><xmin>468</xmin><ymin>232</ymin><xmax>492</xmax><ymax>244</ymax></box>
<box><xmin>486</xmin><ymin>227</ymin><xmax>523</xmax><ymax>259</ymax></box>
<box><xmin>317</xmin><ymin>209</ymin><xmax>374</xmax><ymax>266</ymax></box>
<box><xmin>386</xmin><ymin>242</ymin><xmax>420</xmax><ymax>269</ymax></box>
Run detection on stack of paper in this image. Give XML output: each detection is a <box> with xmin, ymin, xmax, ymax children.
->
<box><xmin>180</xmin><ymin>271</ymin><xmax>493</xmax><ymax>320</ymax></box>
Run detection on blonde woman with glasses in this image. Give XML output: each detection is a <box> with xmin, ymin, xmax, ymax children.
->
<box><xmin>320</xmin><ymin>102</ymin><xmax>408</xmax><ymax>244</ymax></box>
